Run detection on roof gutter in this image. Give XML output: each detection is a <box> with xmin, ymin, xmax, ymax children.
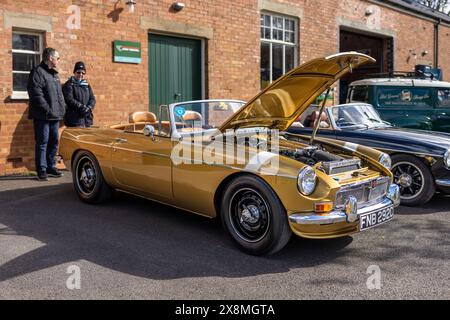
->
<box><xmin>367</xmin><ymin>0</ymin><xmax>450</xmax><ymax>26</ymax></box>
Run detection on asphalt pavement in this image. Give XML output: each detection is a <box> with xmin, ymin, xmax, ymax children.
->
<box><xmin>0</xmin><ymin>173</ymin><xmax>449</xmax><ymax>299</ymax></box>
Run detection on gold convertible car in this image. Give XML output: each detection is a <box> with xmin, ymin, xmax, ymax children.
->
<box><xmin>59</xmin><ymin>52</ymin><xmax>400</xmax><ymax>255</ymax></box>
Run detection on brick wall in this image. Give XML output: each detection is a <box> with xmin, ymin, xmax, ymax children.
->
<box><xmin>439</xmin><ymin>24</ymin><xmax>450</xmax><ymax>76</ymax></box>
<box><xmin>0</xmin><ymin>0</ymin><xmax>449</xmax><ymax>175</ymax></box>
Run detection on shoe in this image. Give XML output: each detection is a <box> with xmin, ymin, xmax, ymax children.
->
<box><xmin>37</xmin><ymin>172</ymin><xmax>48</xmax><ymax>181</ymax></box>
<box><xmin>46</xmin><ymin>167</ymin><xmax>63</xmax><ymax>178</ymax></box>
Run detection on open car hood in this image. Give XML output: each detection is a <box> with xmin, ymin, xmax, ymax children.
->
<box><xmin>219</xmin><ymin>52</ymin><xmax>375</xmax><ymax>132</ymax></box>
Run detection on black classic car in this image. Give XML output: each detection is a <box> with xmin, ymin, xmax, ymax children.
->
<box><xmin>288</xmin><ymin>103</ymin><xmax>450</xmax><ymax>206</ymax></box>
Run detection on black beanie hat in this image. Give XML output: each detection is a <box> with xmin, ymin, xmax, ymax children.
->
<box><xmin>73</xmin><ymin>61</ymin><xmax>86</xmax><ymax>73</ymax></box>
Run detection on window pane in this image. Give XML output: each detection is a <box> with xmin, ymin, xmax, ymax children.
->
<box><xmin>285</xmin><ymin>45</ymin><xmax>295</xmax><ymax>73</ymax></box>
<box><xmin>285</xmin><ymin>31</ymin><xmax>294</xmax><ymax>43</ymax></box>
<box><xmin>261</xmin><ymin>42</ymin><xmax>270</xmax><ymax>89</ymax></box>
<box><xmin>273</xmin><ymin>29</ymin><xmax>283</xmax><ymax>41</ymax></box>
<box><xmin>260</xmin><ymin>14</ymin><xmax>268</xmax><ymax>27</ymax></box>
<box><xmin>274</xmin><ymin>17</ymin><xmax>283</xmax><ymax>29</ymax></box>
<box><xmin>350</xmin><ymin>86</ymin><xmax>369</xmax><ymax>103</ymax></box>
<box><xmin>13</xmin><ymin>53</ymin><xmax>40</xmax><ymax>72</ymax></box>
<box><xmin>272</xmin><ymin>43</ymin><xmax>283</xmax><ymax>81</ymax></box>
<box><xmin>261</xmin><ymin>27</ymin><xmax>270</xmax><ymax>40</ymax></box>
<box><xmin>13</xmin><ymin>33</ymin><xmax>40</xmax><ymax>51</ymax></box>
<box><xmin>286</xmin><ymin>20</ymin><xmax>295</xmax><ymax>32</ymax></box>
<box><xmin>438</xmin><ymin>89</ymin><xmax>450</xmax><ymax>108</ymax></box>
<box><xmin>13</xmin><ymin>73</ymin><xmax>29</xmax><ymax>91</ymax></box>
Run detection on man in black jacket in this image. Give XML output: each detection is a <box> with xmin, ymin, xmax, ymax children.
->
<box><xmin>27</xmin><ymin>47</ymin><xmax>66</xmax><ymax>181</ymax></box>
<box><xmin>63</xmin><ymin>61</ymin><xmax>96</xmax><ymax>128</ymax></box>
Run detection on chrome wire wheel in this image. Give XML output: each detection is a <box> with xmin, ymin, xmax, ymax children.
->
<box><xmin>228</xmin><ymin>188</ymin><xmax>271</xmax><ymax>243</ymax></box>
<box><xmin>75</xmin><ymin>156</ymin><xmax>97</xmax><ymax>196</ymax></box>
<box><xmin>392</xmin><ymin>161</ymin><xmax>425</xmax><ymax>200</ymax></box>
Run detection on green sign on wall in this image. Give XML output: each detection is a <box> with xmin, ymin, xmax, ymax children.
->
<box><xmin>113</xmin><ymin>40</ymin><xmax>141</xmax><ymax>64</ymax></box>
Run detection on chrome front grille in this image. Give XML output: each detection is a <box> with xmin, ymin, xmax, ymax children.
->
<box><xmin>335</xmin><ymin>176</ymin><xmax>390</xmax><ymax>209</ymax></box>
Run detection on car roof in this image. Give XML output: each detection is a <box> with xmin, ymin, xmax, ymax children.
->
<box><xmin>349</xmin><ymin>78</ymin><xmax>450</xmax><ymax>88</ymax></box>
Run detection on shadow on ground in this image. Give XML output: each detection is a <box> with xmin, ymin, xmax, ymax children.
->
<box><xmin>0</xmin><ymin>183</ymin><xmax>356</xmax><ymax>281</ymax></box>
<box><xmin>0</xmin><ymin>183</ymin><xmax>448</xmax><ymax>282</ymax></box>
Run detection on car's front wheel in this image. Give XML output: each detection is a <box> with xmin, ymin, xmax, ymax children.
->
<box><xmin>220</xmin><ymin>175</ymin><xmax>292</xmax><ymax>255</ymax></box>
<box><xmin>391</xmin><ymin>154</ymin><xmax>435</xmax><ymax>206</ymax></box>
<box><xmin>72</xmin><ymin>150</ymin><xmax>113</xmax><ymax>204</ymax></box>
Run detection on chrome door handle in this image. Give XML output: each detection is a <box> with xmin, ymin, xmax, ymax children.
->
<box><xmin>115</xmin><ymin>138</ymin><xmax>128</xmax><ymax>143</ymax></box>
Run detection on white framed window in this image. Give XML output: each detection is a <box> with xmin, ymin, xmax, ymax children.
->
<box><xmin>12</xmin><ymin>30</ymin><xmax>43</xmax><ymax>99</ymax></box>
<box><xmin>260</xmin><ymin>13</ymin><xmax>298</xmax><ymax>90</ymax></box>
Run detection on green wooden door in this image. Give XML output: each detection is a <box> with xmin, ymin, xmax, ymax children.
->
<box><xmin>149</xmin><ymin>34</ymin><xmax>202</xmax><ymax>114</ymax></box>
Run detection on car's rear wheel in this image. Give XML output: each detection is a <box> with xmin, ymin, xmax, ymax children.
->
<box><xmin>72</xmin><ymin>151</ymin><xmax>113</xmax><ymax>204</ymax></box>
<box><xmin>391</xmin><ymin>154</ymin><xmax>435</xmax><ymax>206</ymax></box>
<box><xmin>220</xmin><ymin>175</ymin><xmax>291</xmax><ymax>255</ymax></box>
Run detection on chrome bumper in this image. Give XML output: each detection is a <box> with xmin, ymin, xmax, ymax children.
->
<box><xmin>435</xmin><ymin>179</ymin><xmax>450</xmax><ymax>187</ymax></box>
<box><xmin>289</xmin><ymin>184</ymin><xmax>400</xmax><ymax>225</ymax></box>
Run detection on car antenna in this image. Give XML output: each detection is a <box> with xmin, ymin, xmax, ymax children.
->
<box><xmin>310</xmin><ymin>88</ymin><xmax>331</xmax><ymax>145</ymax></box>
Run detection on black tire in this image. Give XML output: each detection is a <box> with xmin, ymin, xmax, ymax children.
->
<box><xmin>220</xmin><ymin>175</ymin><xmax>292</xmax><ymax>255</ymax></box>
<box><xmin>72</xmin><ymin>150</ymin><xmax>113</xmax><ymax>204</ymax></box>
<box><xmin>391</xmin><ymin>154</ymin><xmax>435</xmax><ymax>206</ymax></box>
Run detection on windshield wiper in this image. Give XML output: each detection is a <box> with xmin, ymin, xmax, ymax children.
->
<box><xmin>363</xmin><ymin>111</ymin><xmax>382</xmax><ymax>123</ymax></box>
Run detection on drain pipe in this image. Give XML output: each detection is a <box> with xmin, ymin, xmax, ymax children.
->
<box><xmin>434</xmin><ymin>18</ymin><xmax>441</xmax><ymax>69</ymax></box>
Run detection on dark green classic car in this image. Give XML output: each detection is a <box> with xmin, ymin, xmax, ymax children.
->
<box><xmin>347</xmin><ymin>78</ymin><xmax>450</xmax><ymax>133</ymax></box>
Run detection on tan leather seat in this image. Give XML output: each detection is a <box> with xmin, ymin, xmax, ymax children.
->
<box><xmin>182</xmin><ymin>110</ymin><xmax>202</xmax><ymax>122</ymax></box>
<box><xmin>128</xmin><ymin>111</ymin><xmax>157</xmax><ymax>123</ymax></box>
<box><xmin>310</xmin><ymin>110</ymin><xmax>330</xmax><ymax>128</ymax></box>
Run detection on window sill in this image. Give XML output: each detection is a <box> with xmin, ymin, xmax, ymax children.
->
<box><xmin>10</xmin><ymin>92</ymin><xmax>29</xmax><ymax>100</ymax></box>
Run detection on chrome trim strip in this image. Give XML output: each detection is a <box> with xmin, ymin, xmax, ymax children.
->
<box><xmin>436</xmin><ymin>179</ymin><xmax>450</xmax><ymax>187</ymax></box>
<box><xmin>113</xmin><ymin>146</ymin><xmax>170</xmax><ymax>159</ymax></box>
<box><xmin>75</xmin><ymin>140</ymin><xmax>113</xmax><ymax>148</ymax></box>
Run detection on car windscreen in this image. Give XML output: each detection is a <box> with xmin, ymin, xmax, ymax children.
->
<box><xmin>331</xmin><ymin>104</ymin><xmax>389</xmax><ymax>129</ymax></box>
<box><xmin>172</xmin><ymin>101</ymin><xmax>245</xmax><ymax>134</ymax></box>
<box><xmin>348</xmin><ymin>85</ymin><xmax>369</xmax><ymax>103</ymax></box>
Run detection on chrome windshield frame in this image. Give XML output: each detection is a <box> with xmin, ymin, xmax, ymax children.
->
<box><xmin>169</xmin><ymin>99</ymin><xmax>246</xmax><ymax>139</ymax></box>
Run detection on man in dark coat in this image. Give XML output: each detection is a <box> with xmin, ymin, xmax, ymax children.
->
<box><xmin>27</xmin><ymin>47</ymin><xmax>66</xmax><ymax>181</ymax></box>
<box><xmin>63</xmin><ymin>61</ymin><xmax>96</xmax><ymax>128</ymax></box>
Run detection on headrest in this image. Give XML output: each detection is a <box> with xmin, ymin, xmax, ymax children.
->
<box><xmin>128</xmin><ymin>111</ymin><xmax>157</xmax><ymax>123</ymax></box>
<box><xmin>182</xmin><ymin>110</ymin><xmax>202</xmax><ymax>122</ymax></box>
<box><xmin>311</xmin><ymin>110</ymin><xmax>328</xmax><ymax>122</ymax></box>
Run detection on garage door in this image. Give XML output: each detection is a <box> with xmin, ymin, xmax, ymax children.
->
<box><xmin>148</xmin><ymin>34</ymin><xmax>202</xmax><ymax>114</ymax></box>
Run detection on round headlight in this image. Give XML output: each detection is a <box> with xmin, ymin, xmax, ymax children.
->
<box><xmin>297</xmin><ymin>166</ymin><xmax>317</xmax><ymax>196</ymax></box>
<box><xmin>378</xmin><ymin>153</ymin><xmax>392</xmax><ymax>170</ymax></box>
<box><xmin>445</xmin><ymin>150</ymin><xmax>450</xmax><ymax>168</ymax></box>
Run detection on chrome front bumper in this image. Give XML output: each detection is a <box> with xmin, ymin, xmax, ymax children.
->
<box><xmin>435</xmin><ymin>179</ymin><xmax>450</xmax><ymax>187</ymax></box>
<box><xmin>289</xmin><ymin>184</ymin><xmax>400</xmax><ymax>225</ymax></box>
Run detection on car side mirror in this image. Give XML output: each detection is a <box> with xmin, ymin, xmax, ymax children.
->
<box><xmin>143</xmin><ymin>124</ymin><xmax>155</xmax><ymax>141</ymax></box>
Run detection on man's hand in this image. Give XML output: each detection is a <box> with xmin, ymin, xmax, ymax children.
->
<box><xmin>80</xmin><ymin>105</ymin><xmax>91</xmax><ymax>116</ymax></box>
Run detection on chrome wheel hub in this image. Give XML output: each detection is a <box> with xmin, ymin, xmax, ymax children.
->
<box><xmin>398</xmin><ymin>173</ymin><xmax>413</xmax><ymax>188</ymax></box>
<box><xmin>229</xmin><ymin>188</ymin><xmax>270</xmax><ymax>242</ymax></box>
<box><xmin>76</xmin><ymin>156</ymin><xmax>97</xmax><ymax>196</ymax></box>
<box><xmin>81</xmin><ymin>167</ymin><xmax>95</xmax><ymax>188</ymax></box>
<box><xmin>392</xmin><ymin>161</ymin><xmax>425</xmax><ymax>200</ymax></box>
<box><xmin>240</xmin><ymin>205</ymin><xmax>260</xmax><ymax>227</ymax></box>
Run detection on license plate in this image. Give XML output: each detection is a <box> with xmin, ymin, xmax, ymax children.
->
<box><xmin>359</xmin><ymin>205</ymin><xmax>394</xmax><ymax>231</ymax></box>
